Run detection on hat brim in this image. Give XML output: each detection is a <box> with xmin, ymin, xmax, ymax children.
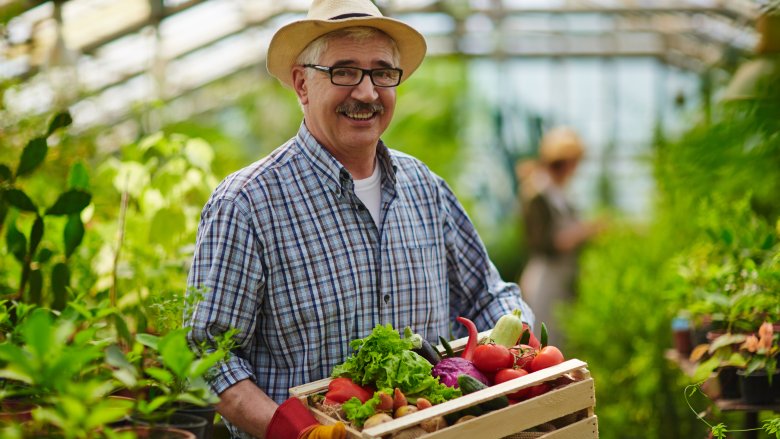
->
<box><xmin>267</xmin><ymin>16</ymin><xmax>427</xmax><ymax>88</ymax></box>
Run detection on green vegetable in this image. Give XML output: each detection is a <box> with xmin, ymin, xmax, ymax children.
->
<box><xmin>457</xmin><ymin>374</ymin><xmax>510</xmax><ymax>412</ymax></box>
<box><xmin>332</xmin><ymin>324</ymin><xmax>461</xmax><ymax>424</ymax></box>
<box><xmin>490</xmin><ymin>309</ymin><xmax>524</xmax><ymax>348</ymax></box>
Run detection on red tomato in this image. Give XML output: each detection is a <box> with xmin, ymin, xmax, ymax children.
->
<box><xmin>494</xmin><ymin>368</ymin><xmax>530</xmax><ymax>400</ymax></box>
<box><xmin>526</xmin><ymin>382</ymin><xmax>551</xmax><ymax>399</ymax></box>
<box><xmin>528</xmin><ymin>346</ymin><xmax>564</xmax><ymax>372</ymax></box>
<box><xmin>472</xmin><ymin>344</ymin><xmax>514</xmax><ymax>373</ymax></box>
<box><xmin>510</xmin><ymin>344</ymin><xmax>537</xmax><ymax>371</ymax></box>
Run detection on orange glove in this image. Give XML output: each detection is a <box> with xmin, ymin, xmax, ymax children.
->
<box><xmin>299</xmin><ymin>422</ymin><xmax>346</xmax><ymax>439</ymax></box>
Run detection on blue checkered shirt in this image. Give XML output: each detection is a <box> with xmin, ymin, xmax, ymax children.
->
<box><xmin>186</xmin><ymin>123</ymin><xmax>534</xmax><ymax>431</ymax></box>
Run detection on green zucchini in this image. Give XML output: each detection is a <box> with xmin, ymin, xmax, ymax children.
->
<box><xmin>490</xmin><ymin>309</ymin><xmax>524</xmax><ymax>348</ymax></box>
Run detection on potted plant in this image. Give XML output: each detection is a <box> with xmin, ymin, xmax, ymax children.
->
<box><xmin>735</xmin><ymin>321</ymin><xmax>779</xmax><ymax>404</ymax></box>
<box><xmin>108</xmin><ymin>326</ymin><xmax>235</xmax><ymax>439</ymax></box>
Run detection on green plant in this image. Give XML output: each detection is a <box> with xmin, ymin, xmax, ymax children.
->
<box><xmin>685</xmin><ymin>383</ymin><xmax>780</xmax><ymax>439</ymax></box>
<box><xmin>0</xmin><ymin>300</ymin><xmax>133</xmax><ymax>438</ymax></box>
<box><xmin>114</xmin><ymin>326</ymin><xmax>237</xmax><ymax>422</ymax></box>
<box><xmin>0</xmin><ymin>111</ymin><xmax>92</xmax><ymax>309</ymax></box>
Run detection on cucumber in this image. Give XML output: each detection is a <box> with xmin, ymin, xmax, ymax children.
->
<box><xmin>457</xmin><ymin>374</ymin><xmax>510</xmax><ymax>412</ymax></box>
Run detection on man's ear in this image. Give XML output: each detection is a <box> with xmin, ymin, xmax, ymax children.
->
<box><xmin>292</xmin><ymin>67</ymin><xmax>309</xmax><ymax>105</ymax></box>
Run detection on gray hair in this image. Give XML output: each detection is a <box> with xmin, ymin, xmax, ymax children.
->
<box><xmin>296</xmin><ymin>27</ymin><xmax>401</xmax><ymax>78</ymax></box>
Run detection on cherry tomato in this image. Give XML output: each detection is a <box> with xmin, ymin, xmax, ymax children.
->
<box><xmin>472</xmin><ymin>344</ymin><xmax>514</xmax><ymax>373</ymax></box>
<box><xmin>528</xmin><ymin>345</ymin><xmax>564</xmax><ymax>372</ymax></box>
<box><xmin>494</xmin><ymin>368</ymin><xmax>530</xmax><ymax>399</ymax></box>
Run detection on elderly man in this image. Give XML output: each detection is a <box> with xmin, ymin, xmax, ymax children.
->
<box><xmin>185</xmin><ymin>0</ymin><xmax>535</xmax><ymax>437</ymax></box>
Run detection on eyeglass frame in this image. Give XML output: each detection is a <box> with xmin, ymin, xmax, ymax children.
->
<box><xmin>302</xmin><ymin>64</ymin><xmax>404</xmax><ymax>87</ymax></box>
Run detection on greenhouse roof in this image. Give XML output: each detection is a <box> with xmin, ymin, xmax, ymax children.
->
<box><xmin>0</xmin><ymin>0</ymin><xmax>766</xmax><ymax>130</ymax></box>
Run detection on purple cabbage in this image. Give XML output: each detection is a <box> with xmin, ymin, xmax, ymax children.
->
<box><xmin>431</xmin><ymin>357</ymin><xmax>489</xmax><ymax>388</ymax></box>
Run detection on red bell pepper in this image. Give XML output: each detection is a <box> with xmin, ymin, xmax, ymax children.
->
<box><xmin>324</xmin><ymin>377</ymin><xmax>374</xmax><ymax>404</ymax></box>
<box><xmin>456</xmin><ymin>316</ymin><xmax>479</xmax><ymax>361</ymax></box>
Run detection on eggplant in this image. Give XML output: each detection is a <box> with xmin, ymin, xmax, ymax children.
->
<box><xmin>412</xmin><ymin>338</ymin><xmax>442</xmax><ymax>366</ymax></box>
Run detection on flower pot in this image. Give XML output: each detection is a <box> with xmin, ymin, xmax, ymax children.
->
<box><xmin>672</xmin><ymin>317</ymin><xmax>693</xmax><ymax>356</ymax></box>
<box><xmin>738</xmin><ymin>369</ymin><xmax>780</xmax><ymax>405</ymax></box>
<box><xmin>717</xmin><ymin>366</ymin><xmax>741</xmax><ymax>400</ymax></box>
<box><xmin>115</xmin><ymin>425</ymin><xmax>196</xmax><ymax>439</ymax></box>
<box><xmin>175</xmin><ymin>404</ymin><xmax>217</xmax><ymax>439</ymax></box>
<box><xmin>132</xmin><ymin>412</ymin><xmax>209</xmax><ymax>439</ymax></box>
<box><xmin>0</xmin><ymin>399</ymin><xmax>36</xmax><ymax>423</ymax></box>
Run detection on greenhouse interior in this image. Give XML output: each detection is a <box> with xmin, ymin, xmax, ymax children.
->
<box><xmin>1</xmin><ymin>0</ymin><xmax>779</xmax><ymax>438</ymax></box>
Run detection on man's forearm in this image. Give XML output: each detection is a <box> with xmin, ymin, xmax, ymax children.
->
<box><xmin>216</xmin><ymin>378</ymin><xmax>279</xmax><ymax>438</ymax></box>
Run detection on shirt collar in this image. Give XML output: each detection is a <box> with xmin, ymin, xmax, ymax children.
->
<box><xmin>295</xmin><ymin>122</ymin><xmax>398</xmax><ymax>195</ymax></box>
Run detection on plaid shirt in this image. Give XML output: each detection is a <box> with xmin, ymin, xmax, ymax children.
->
<box><xmin>186</xmin><ymin>123</ymin><xmax>533</xmax><ymax>434</ymax></box>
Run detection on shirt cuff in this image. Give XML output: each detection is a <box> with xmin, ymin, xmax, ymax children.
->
<box><xmin>209</xmin><ymin>355</ymin><xmax>257</xmax><ymax>396</ymax></box>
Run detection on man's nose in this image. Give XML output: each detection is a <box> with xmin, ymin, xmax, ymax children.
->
<box><xmin>351</xmin><ymin>73</ymin><xmax>379</xmax><ymax>101</ymax></box>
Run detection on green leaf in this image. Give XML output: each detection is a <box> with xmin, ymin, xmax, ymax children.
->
<box><xmin>189</xmin><ymin>353</ymin><xmax>224</xmax><ymax>379</ymax></box>
<box><xmin>184</xmin><ymin>138</ymin><xmax>214</xmax><ymax>170</ymax></box>
<box><xmin>67</xmin><ymin>161</ymin><xmax>90</xmax><ymax>190</ymax></box>
<box><xmin>6</xmin><ymin>220</ymin><xmax>27</xmax><ymax>262</ymax></box>
<box><xmin>45</xmin><ymin>190</ymin><xmax>91</xmax><ymax>216</ymax></box>
<box><xmin>16</xmin><ymin>137</ymin><xmax>47</xmax><ymax>177</ymax></box>
<box><xmin>29</xmin><ymin>215</ymin><xmax>44</xmax><ymax>255</ymax></box>
<box><xmin>64</xmin><ymin>214</ymin><xmax>85</xmax><ymax>257</ymax></box>
<box><xmin>5</xmin><ymin>188</ymin><xmax>38</xmax><ymax>212</ymax></box>
<box><xmin>22</xmin><ymin>308</ymin><xmax>54</xmax><ymax>360</ymax></box>
<box><xmin>112</xmin><ymin>313</ymin><xmax>133</xmax><ymax>346</ymax></box>
<box><xmin>46</xmin><ymin>111</ymin><xmax>73</xmax><ymax>136</ymax></box>
<box><xmin>708</xmin><ymin>333</ymin><xmax>747</xmax><ymax>353</ymax></box>
<box><xmin>27</xmin><ymin>268</ymin><xmax>42</xmax><ymax>305</ymax></box>
<box><xmin>51</xmin><ymin>262</ymin><xmax>70</xmax><ymax>310</ymax></box>
<box><xmin>36</xmin><ymin>247</ymin><xmax>53</xmax><ymax>263</ymax></box>
<box><xmin>159</xmin><ymin>329</ymin><xmax>195</xmax><ymax>378</ymax></box>
<box><xmin>145</xmin><ymin>367</ymin><xmax>174</xmax><ymax>385</ymax></box>
<box><xmin>136</xmin><ymin>333</ymin><xmax>160</xmax><ymax>350</ymax></box>
<box><xmin>149</xmin><ymin>206</ymin><xmax>185</xmax><ymax>247</ymax></box>
<box><xmin>0</xmin><ymin>164</ymin><xmax>11</xmax><ymax>183</ymax></box>
<box><xmin>692</xmin><ymin>356</ymin><xmax>720</xmax><ymax>382</ymax></box>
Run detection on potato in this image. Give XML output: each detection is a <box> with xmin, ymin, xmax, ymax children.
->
<box><xmin>420</xmin><ymin>416</ymin><xmax>447</xmax><ymax>433</ymax></box>
<box><xmin>455</xmin><ymin>415</ymin><xmax>477</xmax><ymax>424</ymax></box>
<box><xmin>394</xmin><ymin>405</ymin><xmax>418</xmax><ymax>418</ymax></box>
<box><xmin>391</xmin><ymin>426</ymin><xmax>428</xmax><ymax>439</ymax></box>
<box><xmin>363</xmin><ymin>413</ymin><xmax>393</xmax><ymax>429</ymax></box>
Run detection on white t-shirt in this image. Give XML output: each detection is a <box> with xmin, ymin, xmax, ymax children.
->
<box><xmin>353</xmin><ymin>162</ymin><xmax>382</xmax><ymax>228</ymax></box>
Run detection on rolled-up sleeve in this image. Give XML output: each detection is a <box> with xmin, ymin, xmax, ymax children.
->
<box><xmin>185</xmin><ymin>194</ymin><xmax>265</xmax><ymax>395</ymax></box>
<box><xmin>440</xmin><ymin>178</ymin><xmax>535</xmax><ymax>337</ymax></box>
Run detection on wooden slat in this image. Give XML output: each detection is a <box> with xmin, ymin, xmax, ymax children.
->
<box><xmin>538</xmin><ymin>415</ymin><xmax>599</xmax><ymax>439</ymax></box>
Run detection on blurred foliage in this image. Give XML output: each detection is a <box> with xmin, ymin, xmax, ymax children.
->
<box><xmin>563</xmin><ymin>56</ymin><xmax>780</xmax><ymax>438</ymax></box>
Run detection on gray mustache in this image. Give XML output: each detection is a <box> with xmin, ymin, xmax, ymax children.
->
<box><xmin>337</xmin><ymin>101</ymin><xmax>384</xmax><ymax>114</ymax></box>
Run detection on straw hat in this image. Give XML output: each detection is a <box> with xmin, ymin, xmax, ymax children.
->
<box><xmin>267</xmin><ymin>0</ymin><xmax>427</xmax><ymax>88</ymax></box>
<box><xmin>539</xmin><ymin>127</ymin><xmax>585</xmax><ymax>164</ymax></box>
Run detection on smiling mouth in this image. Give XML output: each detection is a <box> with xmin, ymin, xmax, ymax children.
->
<box><xmin>337</xmin><ymin>102</ymin><xmax>384</xmax><ymax>121</ymax></box>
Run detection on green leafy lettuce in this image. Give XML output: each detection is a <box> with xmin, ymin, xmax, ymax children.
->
<box><xmin>331</xmin><ymin>324</ymin><xmax>460</xmax><ymax>426</ymax></box>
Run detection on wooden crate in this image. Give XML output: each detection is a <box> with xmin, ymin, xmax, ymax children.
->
<box><xmin>289</xmin><ymin>334</ymin><xmax>598</xmax><ymax>439</ymax></box>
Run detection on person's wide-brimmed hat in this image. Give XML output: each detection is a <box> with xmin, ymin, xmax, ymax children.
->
<box><xmin>539</xmin><ymin>126</ymin><xmax>585</xmax><ymax>163</ymax></box>
<box><xmin>267</xmin><ymin>0</ymin><xmax>427</xmax><ymax>88</ymax></box>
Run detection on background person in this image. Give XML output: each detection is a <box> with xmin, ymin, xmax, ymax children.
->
<box><xmin>518</xmin><ymin>127</ymin><xmax>603</xmax><ymax>347</ymax></box>
<box><xmin>184</xmin><ymin>0</ymin><xmax>535</xmax><ymax>438</ymax></box>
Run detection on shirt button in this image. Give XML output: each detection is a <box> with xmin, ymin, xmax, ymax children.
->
<box><xmin>383</xmin><ymin>294</ymin><xmax>391</xmax><ymax>304</ymax></box>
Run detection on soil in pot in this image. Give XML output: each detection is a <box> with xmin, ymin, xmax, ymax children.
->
<box><xmin>738</xmin><ymin>369</ymin><xmax>780</xmax><ymax>405</ymax></box>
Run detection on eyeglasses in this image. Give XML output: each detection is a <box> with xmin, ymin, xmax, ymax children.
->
<box><xmin>303</xmin><ymin>64</ymin><xmax>403</xmax><ymax>87</ymax></box>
